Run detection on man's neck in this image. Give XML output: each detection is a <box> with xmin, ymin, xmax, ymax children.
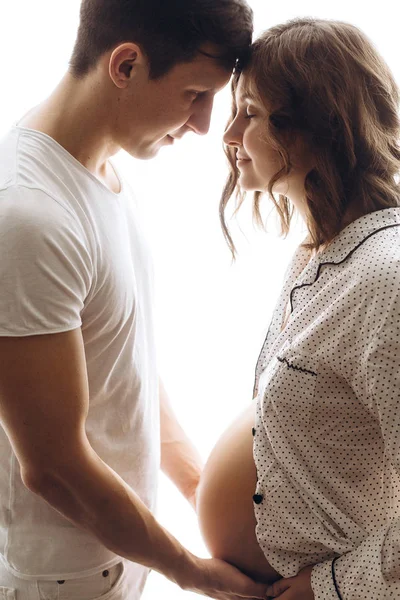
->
<box><xmin>18</xmin><ymin>72</ymin><xmax>121</xmax><ymax>192</ymax></box>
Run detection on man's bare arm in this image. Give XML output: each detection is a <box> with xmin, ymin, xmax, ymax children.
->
<box><xmin>159</xmin><ymin>379</ymin><xmax>203</xmax><ymax>510</ymax></box>
<box><xmin>0</xmin><ymin>329</ymin><xmax>269</xmax><ymax>600</ymax></box>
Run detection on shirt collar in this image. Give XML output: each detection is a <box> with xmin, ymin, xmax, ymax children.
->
<box><xmin>294</xmin><ymin>207</ymin><xmax>400</xmax><ymax>288</ymax></box>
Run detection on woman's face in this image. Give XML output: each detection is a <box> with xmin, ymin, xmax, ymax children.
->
<box><xmin>223</xmin><ymin>75</ymin><xmax>311</xmax><ymax>208</ymax></box>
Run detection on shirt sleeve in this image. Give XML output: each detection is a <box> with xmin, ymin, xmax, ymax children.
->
<box><xmin>311</xmin><ymin>290</ymin><xmax>400</xmax><ymax>599</ymax></box>
<box><xmin>0</xmin><ymin>185</ymin><xmax>93</xmax><ymax>336</ymax></box>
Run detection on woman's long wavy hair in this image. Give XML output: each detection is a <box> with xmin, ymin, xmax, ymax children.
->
<box><xmin>220</xmin><ymin>18</ymin><xmax>400</xmax><ymax>257</ymax></box>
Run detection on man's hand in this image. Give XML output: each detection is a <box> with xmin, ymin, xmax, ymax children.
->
<box><xmin>186</xmin><ymin>485</ymin><xmax>198</xmax><ymax>512</ymax></box>
<box><xmin>184</xmin><ymin>556</ymin><xmax>271</xmax><ymax>600</ymax></box>
<box><xmin>265</xmin><ymin>565</ymin><xmax>314</xmax><ymax>599</ymax></box>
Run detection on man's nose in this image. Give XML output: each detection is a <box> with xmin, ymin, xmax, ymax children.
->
<box><xmin>186</xmin><ymin>97</ymin><xmax>214</xmax><ymax>136</ymax></box>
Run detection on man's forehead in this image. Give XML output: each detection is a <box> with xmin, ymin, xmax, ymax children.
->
<box><xmin>178</xmin><ymin>55</ymin><xmax>232</xmax><ymax>89</ymax></box>
<box><xmin>197</xmin><ymin>41</ymin><xmax>236</xmax><ymax>65</ymax></box>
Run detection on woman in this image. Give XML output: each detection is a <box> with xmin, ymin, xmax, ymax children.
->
<box><xmin>196</xmin><ymin>18</ymin><xmax>400</xmax><ymax>599</ymax></box>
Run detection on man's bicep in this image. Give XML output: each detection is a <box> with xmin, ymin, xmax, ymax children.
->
<box><xmin>0</xmin><ymin>328</ymin><xmax>90</xmax><ymax>487</ymax></box>
<box><xmin>0</xmin><ymin>186</ymin><xmax>92</xmax><ymax>337</ymax></box>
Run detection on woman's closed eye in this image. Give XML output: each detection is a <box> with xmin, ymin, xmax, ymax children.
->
<box><xmin>244</xmin><ymin>105</ymin><xmax>258</xmax><ymax>119</ymax></box>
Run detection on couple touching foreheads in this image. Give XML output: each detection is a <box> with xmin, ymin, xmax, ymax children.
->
<box><xmin>1</xmin><ymin>1</ymin><xmax>400</xmax><ymax>599</ymax></box>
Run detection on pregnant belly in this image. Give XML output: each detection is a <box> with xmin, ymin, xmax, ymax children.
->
<box><xmin>197</xmin><ymin>402</ymin><xmax>280</xmax><ymax>584</ymax></box>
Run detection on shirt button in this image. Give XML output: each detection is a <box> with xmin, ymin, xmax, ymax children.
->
<box><xmin>253</xmin><ymin>494</ymin><xmax>263</xmax><ymax>504</ymax></box>
<box><xmin>102</xmin><ymin>570</ymin><xmax>109</xmax><ymax>577</ymax></box>
<box><xmin>252</xmin><ymin>427</ymin><xmax>256</xmax><ymax>436</ymax></box>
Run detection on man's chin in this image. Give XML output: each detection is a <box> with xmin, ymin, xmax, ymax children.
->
<box><xmin>128</xmin><ymin>146</ymin><xmax>161</xmax><ymax>161</ymax></box>
<box><xmin>130</xmin><ymin>137</ymin><xmax>174</xmax><ymax>160</ymax></box>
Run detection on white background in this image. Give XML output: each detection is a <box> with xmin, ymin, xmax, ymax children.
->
<box><xmin>0</xmin><ymin>1</ymin><xmax>399</xmax><ymax>598</ymax></box>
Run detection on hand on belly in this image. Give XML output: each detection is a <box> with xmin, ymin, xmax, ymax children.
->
<box><xmin>196</xmin><ymin>402</ymin><xmax>281</xmax><ymax>584</ymax></box>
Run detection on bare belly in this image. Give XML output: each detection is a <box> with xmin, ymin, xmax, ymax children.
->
<box><xmin>197</xmin><ymin>402</ymin><xmax>281</xmax><ymax>584</ymax></box>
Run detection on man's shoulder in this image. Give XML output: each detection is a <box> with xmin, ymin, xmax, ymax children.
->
<box><xmin>0</xmin><ymin>184</ymin><xmax>86</xmax><ymax>256</ymax></box>
<box><xmin>0</xmin><ymin>127</ymin><xmax>56</xmax><ymax>192</ymax></box>
<box><xmin>0</xmin><ymin>127</ymin><xmax>20</xmax><ymax>190</ymax></box>
<box><xmin>1</xmin><ymin>126</ymin><xmax>78</xmax><ymax>196</ymax></box>
<box><xmin>0</xmin><ymin>127</ymin><xmax>86</xmax><ymax>225</ymax></box>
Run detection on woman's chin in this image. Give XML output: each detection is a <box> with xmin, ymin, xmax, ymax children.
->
<box><xmin>238</xmin><ymin>174</ymin><xmax>264</xmax><ymax>193</ymax></box>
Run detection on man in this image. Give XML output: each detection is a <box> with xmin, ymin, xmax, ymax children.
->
<box><xmin>0</xmin><ymin>1</ymin><xmax>270</xmax><ymax>599</ymax></box>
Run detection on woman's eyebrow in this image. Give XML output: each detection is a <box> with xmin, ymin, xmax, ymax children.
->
<box><xmin>238</xmin><ymin>90</ymin><xmax>258</xmax><ymax>103</ymax></box>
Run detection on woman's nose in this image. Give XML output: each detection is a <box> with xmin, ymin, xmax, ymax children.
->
<box><xmin>223</xmin><ymin>120</ymin><xmax>242</xmax><ymax>147</ymax></box>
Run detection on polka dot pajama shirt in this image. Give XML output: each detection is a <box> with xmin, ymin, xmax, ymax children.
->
<box><xmin>252</xmin><ymin>208</ymin><xmax>400</xmax><ymax>599</ymax></box>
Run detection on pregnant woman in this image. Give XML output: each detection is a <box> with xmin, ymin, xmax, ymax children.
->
<box><xmin>197</xmin><ymin>18</ymin><xmax>400</xmax><ymax>599</ymax></box>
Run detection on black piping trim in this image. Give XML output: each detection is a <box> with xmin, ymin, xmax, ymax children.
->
<box><xmin>332</xmin><ymin>556</ymin><xmax>344</xmax><ymax>600</ymax></box>
<box><xmin>253</xmin><ymin>321</ymin><xmax>273</xmax><ymax>399</ymax></box>
<box><xmin>277</xmin><ymin>356</ymin><xmax>317</xmax><ymax>377</ymax></box>
<box><xmin>289</xmin><ymin>223</ymin><xmax>400</xmax><ymax>313</ymax></box>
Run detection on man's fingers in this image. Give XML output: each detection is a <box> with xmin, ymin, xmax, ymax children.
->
<box><xmin>240</xmin><ymin>582</ymin><xmax>270</xmax><ymax>599</ymax></box>
<box><xmin>266</xmin><ymin>577</ymin><xmax>292</xmax><ymax>598</ymax></box>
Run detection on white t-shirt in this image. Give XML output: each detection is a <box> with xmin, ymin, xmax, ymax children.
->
<box><xmin>0</xmin><ymin>126</ymin><xmax>160</xmax><ymax>592</ymax></box>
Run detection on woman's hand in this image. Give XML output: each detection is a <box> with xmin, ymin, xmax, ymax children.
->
<box><xmin>266</xmin><ymin>565</ymin><xmax>315</xmax><ymax>599</ymax></box>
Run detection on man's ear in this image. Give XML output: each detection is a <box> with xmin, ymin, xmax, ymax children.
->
<box><xmin>108</xmin><ymin>43</ymin><xmax>148</xmax><ymax>89</ymax></box>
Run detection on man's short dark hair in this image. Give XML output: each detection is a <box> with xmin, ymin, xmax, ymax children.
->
<box><xmin>69</xmin><ymin>0</ymin><xmax>254</xmax><ymax>79</ymax></box>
